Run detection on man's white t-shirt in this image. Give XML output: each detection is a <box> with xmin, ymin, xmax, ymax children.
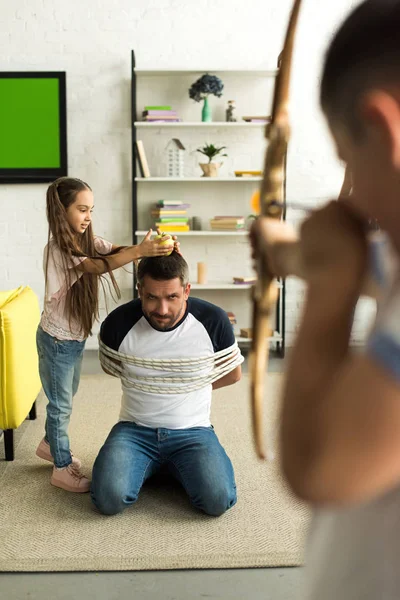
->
<box><xmin>100</xmin><ymin>297</ymin><xmax>237</xmax><ymax>430</ymax></box>
<box><xmin>304</xmin><ymin>231</ymin><xmax>400</xmax><ymax>600</ymax></box>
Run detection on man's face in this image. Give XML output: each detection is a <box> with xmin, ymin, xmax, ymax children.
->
<box><xmin>138</xmin><ymin>276</ymin><xmax>191</xmax><ymax>331</ymax></box>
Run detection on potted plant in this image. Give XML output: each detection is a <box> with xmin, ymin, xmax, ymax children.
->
<box><xmin>189</xmin><ymin>74</ymin><xmax>224</xmax><ymax>122</ymax></box>
<box><xmin>196</xmin><ymin>143</ymin><xmax>227</xmax><ymax>177</ymax></box>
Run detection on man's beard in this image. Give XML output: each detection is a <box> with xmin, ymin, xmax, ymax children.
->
<box><xmin>146</xmin><ymin>302</ymin><xmax>185</xmax><ymax>331</ymax></box>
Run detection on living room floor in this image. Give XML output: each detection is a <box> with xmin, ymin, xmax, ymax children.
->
<box><xmin>1</xmin><ymin>350</ymin><xmax>304</xmax><ymax>600</ymax></box>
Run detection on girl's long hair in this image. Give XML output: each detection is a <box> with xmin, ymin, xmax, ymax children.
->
<box><xmin>45</xmin><ymin>176</ymin><xmax>124</xmax><ymax>338</ymax></box>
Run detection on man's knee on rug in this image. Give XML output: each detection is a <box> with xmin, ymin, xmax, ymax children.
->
<box><xmin>90</xmin><ymin>478</ymin><xmax>138</xmax><ymax>516</ymax></box>
<box><xmin>191</xmin><ymin>482</ymin><xmax>237</xmax><ymax>517</ymax></box>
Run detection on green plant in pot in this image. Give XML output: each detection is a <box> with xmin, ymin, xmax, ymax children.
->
<box><xmin>196</xmin><ymin>143</ymin><xmax>227</xmax><ymax>177</ymax></box>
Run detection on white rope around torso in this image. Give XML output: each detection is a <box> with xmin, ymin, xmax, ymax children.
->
<box><xmin>98</xmin><ymin>338</ymin><xmax>244</xmax><ymax>394</ymax></box>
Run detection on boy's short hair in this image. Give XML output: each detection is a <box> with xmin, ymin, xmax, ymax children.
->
<box><xmin>321</xmin><ymin>0</ymin><xmax>400</xmax><ymax>136</ymax></box>
<box><xmin>137</xmin><ymin>252</ymin><xmax>189</xmax><ymax>287</ymax></box>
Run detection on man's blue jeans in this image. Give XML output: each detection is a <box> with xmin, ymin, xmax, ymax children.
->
<box><xmin>91</xmin><ymin>421</ymin><xmax>237</xmax><ymax>517</ymax></box>
<box><xmin>36</xmin><ymin>326</ymin><xmax>85</xmax><ymax>468</ymax></box>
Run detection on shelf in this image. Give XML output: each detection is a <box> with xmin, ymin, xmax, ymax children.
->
<box><xmin>135</xmin><ymin>122</ymin><xmax>267</xmax><ymax>128</ymax></box>
<box><xmin>135</xmin><ymin>230</ymin><xmax>248</xmax><ymax>237</ymax></box>
<box><xmin>191</xmin><ymin>282</ymin><xmax>283</xmax><ymax>290</ymax></box>
<box><xmin>131</xmin><ymin>51</ymin><xmax>285</xmax><ymax>357</ymax></box>
<box><xmin>235</xmin><ymin>331</ymin><xmax>283</xmax><ymax>344</ymax></box>
<box><xmin>135</xmin><ymin>177</ymin><xmax>262</xmax><ymax>182</ymax></box>
<box><xmin>191</xmin><ymin>283</ymin><xmax>252</xmax><ymax>290</ymax></box>
<box><xmin>134</xmin><ymin>69</ymin><xmax>278</xmax><ymax>77</ymax></box>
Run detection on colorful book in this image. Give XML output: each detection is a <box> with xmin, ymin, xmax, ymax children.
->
<box><xmin>210</xmin><ymin>226</ymin><xmax>245</xmax><ymax>230</ymax></box>
<box><xmin>156</xmin><ymin>222</ymin><xmax>188</xmax><ymax>227</ymax></box>
<box><xmin>211</xmin><ymin>218</ymin><xmax>245</xmax><ymax>224</ymax></box>
<box><xmin>135</xmin><ymin>140</ymin><xmax>150</xmax><ymax>178</ymax></box>
<box><xmin>210</xmin><ymin>222</ymin><xmax>245</xmax><ymax>230</ymax></box>
<box><xmin>157</xmin><ymin>200</ymin><xmax>189</xmax><ymax>206</ymax></box>
<box><xmin>144</xmin><ymin>115</ymin><xmax>181</xmax><ymax>120</ymax></box>
<box><xmin>163</xmin><ymin>204</ymin><xmax>190</xmax><ymax>210</ymax></box>
<box><xmin>155</xmin><ymin>224</ymin><xmax>190</xmax><ymax>232</ymax></box>
<box><xmin>152</xmin><ymin>210</ymin><xmax>187</xmax><ymax>216</ymax></box>
<box><xmin>144</xmin><ymin>105</ymin><xmax>171</xmax><ymax>111</ymax></box>
<box><xmin>143</xmin><ymin>110</ymin><xmax>178</xmax><ymax>116</ymax></box>
<box><xmin>157</xmin><ymin>217</ymin><xmax>189</xmax><ymax>222</ymax></box>
<box><xmin>210</xmin><ymin>220</ymin><xmax>245</xmax><ymax>226</ymax></box>
<box><xmin>154</xmin><ymin>204</ymin><xmax>190</xmax><ymax>210</ymax></box>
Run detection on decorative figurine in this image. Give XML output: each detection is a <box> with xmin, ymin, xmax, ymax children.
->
<box><xmin>226</xmin><ymin>100</ymin><xmax>237</xmax><ymax>122</ymax></box>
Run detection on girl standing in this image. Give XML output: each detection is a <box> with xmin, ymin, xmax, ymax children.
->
<box><xmin>35</xmin><ymin>176</ymin><xmax>176</xmax><ymax>492</ymax></box>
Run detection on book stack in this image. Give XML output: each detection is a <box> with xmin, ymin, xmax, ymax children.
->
<box><xmin>209</xmin><ymin>216</ymin><xmax>245</xmax><ymax>231</ymax></box>
<box><xmin>142</xmin><ymin>105</ymin><xmax>181</xmax><ymax>123</ymax></box>
<box><xmin>151</xmin><ymin>200</ymin><xmax>191</xmax><ymax>232</ymax></box>
<box><xmin>233</xmin><ymin>276</ymin><xmax>257</xmax><ymax>285</ymax></box>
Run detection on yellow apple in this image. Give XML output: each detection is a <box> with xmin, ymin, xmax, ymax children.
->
<box><xmin>154</xmin><ymin>232</ymin><xmax>174</xmax><ymax>256</ymax></box>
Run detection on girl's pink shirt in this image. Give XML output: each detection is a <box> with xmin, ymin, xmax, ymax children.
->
<box><xmin>40</xmin><ymin>236</ymin><xmax>113</xmax><ymax>341</ymax></box>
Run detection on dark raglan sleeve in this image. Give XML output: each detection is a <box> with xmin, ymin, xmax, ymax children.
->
<box><xmin>189</xmin><ymin>297</ymin><xmax>236</xmax><ymax>352</ymax></box>
<box><xmin>99</xmin><ymin>299</ymin><xmax>142</xmax><ymax>351</ymax></box>
<box><xmin>212</xmin><ymin>306</ymin><xmax>236</xmax><ymax>352</ymax></box>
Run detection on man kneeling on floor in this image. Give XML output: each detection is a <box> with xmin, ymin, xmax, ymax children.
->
<box><xmin>91</xmin><ymin>252</ymin><xmax>242</xmax><ymax>517</ymax></box>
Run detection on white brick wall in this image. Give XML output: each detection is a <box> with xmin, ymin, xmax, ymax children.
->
<box><xmin>0</xmin><ymin>0</ymin><xmax>375</xmax><ymax>350</ymax></box>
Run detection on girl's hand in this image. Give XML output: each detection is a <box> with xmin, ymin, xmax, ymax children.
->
<box><xmin>155</xmin><ymin>228</ymin><xmax>182</xmax><ymax>256</ymax></box>
<box><xmin>172</xmin><ymin>235</ymin><xmax>181</xmax><ymax>255</ymax></box>
<box><xmin>139</xmin><ymin>229</ymin><xmax>174</xmax><ymax>257</ymax></box>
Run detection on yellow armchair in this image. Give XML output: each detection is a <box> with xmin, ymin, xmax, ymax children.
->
<box><xmin>0</xmin><ymin>286</ymin><xmax>42</xmax><ymax>460</ymax></box>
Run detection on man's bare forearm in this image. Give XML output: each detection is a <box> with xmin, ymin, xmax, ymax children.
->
<box><xmin>212</xmin><ymin>366</ymin><xmax>241</xmax><ymax>390</ymax></box>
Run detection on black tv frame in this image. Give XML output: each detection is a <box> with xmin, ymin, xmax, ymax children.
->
<box><xmin>0</xmin><ymin>71</ymin><xmax>67</xmax><ymax>184</ymax></box>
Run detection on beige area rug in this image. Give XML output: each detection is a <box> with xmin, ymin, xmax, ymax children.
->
<box><xmin>0</xmin><ymin>373</ymin><xmax>310</xmax><ymax>572</ymax></box>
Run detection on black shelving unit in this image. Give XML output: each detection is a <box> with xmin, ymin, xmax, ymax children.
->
<box><xmin>131</xmin><ymin>50</ymin><xmax>138</xmax><ymax>298</ymax></box>
<box><xmin>130</xmin><ymin>49</ymin><xmax>286</xmax><ymax>357</ymax></box>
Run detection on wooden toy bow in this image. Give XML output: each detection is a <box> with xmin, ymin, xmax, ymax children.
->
<box><xmin>249</xmin><ymin>0</ymin><xmax>303</xmax><ymax>460</ymax></box>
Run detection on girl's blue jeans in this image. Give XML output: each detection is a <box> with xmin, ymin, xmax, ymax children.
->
<box><xmin>36</xmin><ymin>326</ymin><xmax>86</xmax><ymax>468</ymax></box>
<box><xmin>91</xmin><ymin>421</ymin><xmax>237</xmax><ymax>517</ymax></box>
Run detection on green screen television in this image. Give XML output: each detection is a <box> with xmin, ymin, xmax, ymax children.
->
<box><xmin>0</xmin><ymin>72</ymin><xmax>67</xmax><ymax>183</ymax></box>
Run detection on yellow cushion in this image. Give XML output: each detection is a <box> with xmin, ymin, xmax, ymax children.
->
<box><xmin>0</xmin><ymin>286</ymin><xmax>42</xmax><ymax>429</ymax></box>
<box><xmin>0</xmin><ymin>287</ymin><xmax>23</xmax><ymax>309</ymax></box>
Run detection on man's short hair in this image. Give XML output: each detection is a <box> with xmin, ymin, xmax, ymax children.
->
<box><xmin>321</xmin><ymin>0</ymin><xmax>400</xmax><ymax>137</ymax></box>
<box><xmin>137</xmin><ymin>252</ymin><xmax>189</xmax><ymax>287</ymax></box>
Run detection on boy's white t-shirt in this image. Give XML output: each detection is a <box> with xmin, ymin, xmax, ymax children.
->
<box><xmin>40</xmin><ymin>236</ymin><xmax>113</xmax><ymax>341</ymax></box>
<box><xmin>304</xmin><ymin>231</ymin><xmax>400</xmax><ymax>600</ymax></box>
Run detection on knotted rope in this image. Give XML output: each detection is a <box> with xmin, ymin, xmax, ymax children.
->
<box><xmin>98</xmin><ymin>338</ymin><xmax>244</xmax><ymax>394</ymax></box>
